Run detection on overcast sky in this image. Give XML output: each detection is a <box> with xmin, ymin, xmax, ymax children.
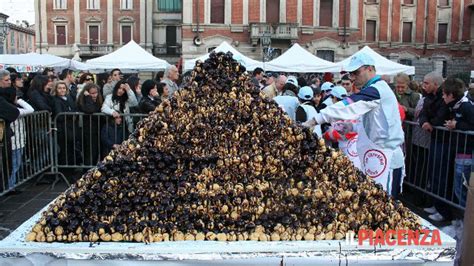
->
<box><xmin>0</xmin><ymin>0</ymin><xmax>35</xmax><ymax>25</ymax></box>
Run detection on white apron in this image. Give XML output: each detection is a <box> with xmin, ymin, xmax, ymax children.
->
<box><xmin>356</xmin><ymin>123</ymin><xmax>394</xmax><ymax>194</ymax></box>
<box><xmin>339</xmin><ymin>135</ymin><xmax>361</xmax><ymax>170</ymax></box>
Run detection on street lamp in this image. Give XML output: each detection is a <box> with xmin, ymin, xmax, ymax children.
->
<box><xmin>0</xmin><ymin>13</ymin><xmax>10</xmax><ymax>54</ymax></box>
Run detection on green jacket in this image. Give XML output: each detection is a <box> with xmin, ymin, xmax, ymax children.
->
<box><xmin>397</xmin><ymin>88</ymin><xmax>420</xmax><ymax>120</ymax></box>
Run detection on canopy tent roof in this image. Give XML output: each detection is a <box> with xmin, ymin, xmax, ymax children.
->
<box><xmin>184</xmin><ymin>41</ymin><xmax>263</xmax><ymax>71</ymax></box>
<box><xmin>336</xmin><ymin>46</ymin><xmax>415</xmax><ymax>75</ymax></box>
<box><xmin>0</xmin><ymin>53</ymin><xmax>89</xmax><ymax>71</ymax></box>
<box><xmin>86</xmin><ymin>40</ymin><xmax>170</xmax><ymax>72</ymax></box>
<box><xmin>264</xmin><ymin>43</ymin><xmax>341</xmax><ymax>73</ymax></box>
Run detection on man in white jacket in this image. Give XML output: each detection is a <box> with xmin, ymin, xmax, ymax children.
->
<box><xmin>304</xmin><ymin>52</ymin><xmax>405</xmax><ymax>198</ymax></box>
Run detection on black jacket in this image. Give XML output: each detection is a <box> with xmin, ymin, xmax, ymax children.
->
<box><xmin>0</xmin><ymin>95</ymin><xmax>20</xmax><ymax>139</ymax></box>
<box><xmin>139</xmin><ymin>96</ymin><xmax>161</xmax><ymax>114</ymax></box>
<box><xmin>78</xmin><ymin>96</ymin><xmax>101</xmax><ymax>114</ymax></box>
<box><xmin>52</xmin><ymin>95</ymin><xmax>77</xmax><ymax>118</ymax></box>
<box><xmin>451</xmin><ymin>94</ymin><xmax>474</xmax><ymax>131</ymax></box>
<box><xmin>52</xmin><ymin>95</ymin><xmax>78</xmax><ymax>138</ymax></box>
<box><xmin>28</xmin><ymin>89</ymin><xmax>53</xmax><ymax>112</ymax></box>
<box><xmin>418</xmin><ymin>88</ymin><xmax>450</xmax><ymax>127</ymax></box>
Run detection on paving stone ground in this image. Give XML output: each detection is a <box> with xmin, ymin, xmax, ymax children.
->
<box><xmin>0</xmin><ymin>170</ymin><xmax>82</xmax><ymax>240</ymax></box>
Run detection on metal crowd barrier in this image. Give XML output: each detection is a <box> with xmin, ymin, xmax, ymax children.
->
<box><xmin>0</xmin><ymin>111</ymin><xmax>54</xmax><ymax>197</ymax></box>
<box><xmin>52</xmin><ymin>112</ymin><xmax>148</xmax><ymax>173</ymax></box>
<box><xmin>403</xmin><ymin>120</ymin><xmax>474</xmax><ymax>211</ymax></box>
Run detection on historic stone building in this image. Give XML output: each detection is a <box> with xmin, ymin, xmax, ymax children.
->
<box><xmin>34</xmin><ymin>0</ymin><xmax>182</xmax><ymax>63</ymax></box>
<box><xmin>0</xmin><ymin>13</ymin><xmax>36</xmax><ymax>55</ymax></box>
<box><xmin>182</xmin><ymin>0</ymin><xmax>473</xmax><ymax>79</ymax></box>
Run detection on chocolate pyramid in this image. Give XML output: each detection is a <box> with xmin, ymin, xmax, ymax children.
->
<box><xmin>27</xmin><ymin>52</ymin><xmax>420</xmax><ymax>243</ymax></box>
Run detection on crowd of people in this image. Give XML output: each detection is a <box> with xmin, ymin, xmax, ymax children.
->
<box><xmin>255</xmin><ymin>52</ymin><xmax>473</xmax><ymax>226</ymax></box>
<box><xmin>0</xmin><ymin>53</ymin><xmax>473</xmax><ymax>228</ymax></box>
<box><xmin>0</xmin><ymin>65</ymin><xmax>180</xmax><ymax>193</ymax></box>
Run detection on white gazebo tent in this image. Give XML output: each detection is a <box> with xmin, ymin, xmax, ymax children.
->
<box><xmin>264</xmin><ymin>43</ymin><xmax>341</xmax><ymax>73</ymax></box>
<box><xmin>0</xmin><ymin>53</ymin><xmax>89</xmax><ymax>70</ymax></box>
<box><xmin>336</xmin><ymin>46</ymin><xmax>415</xmax><ymax>75</ymax></box>
<box><xmin>184</xmin><ymin>41</ymin><xmax>263</xmax><ymax>71</ymax></box>
<box><xmin>86</xmin><ymin>40</ymin><xmax>170</xmax><ymax>72</ymax></box>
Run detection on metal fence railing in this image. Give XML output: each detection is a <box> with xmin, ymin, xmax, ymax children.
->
<box><xmin>51</xmin><ymin>112</ymin><xmax>148</xmax><ymax>173</ymax></box>
<box><xmin>0</xmin><ymin>111</ymin><xmax>54</xmax><ymax>196</ymax></box>
<box><xmin>403</xmin><ymin>120</ymin><xmax>474</xmax><ymax>211</ymax></box>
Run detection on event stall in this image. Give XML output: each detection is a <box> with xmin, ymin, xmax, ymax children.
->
<box><xmin>86</xmin><ymin>40</ymin><xmax>170</xmax><ymax>72</ymax></box>
<box><xmin>184</xmin><ymin>41</ymin><xmax>263</xmax><ymax>71</ymax></box>
<box><xmin>0</xmin><ymin>53</ymin><xmax>89</xmax><ymax>71</ymax></box>
<box><xmin>336</xmin><ymin>46</ymin><xmax>415</xmax><ymax>75</ymax></box>
<box><xmin>264</xmin><ymin>43</ymin><xmax>341</xmax><ymax>73</ymax></box>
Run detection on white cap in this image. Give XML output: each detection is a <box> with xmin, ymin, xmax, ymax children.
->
<box><xmin>298</xmin><ymin>86</ymin><xmax>314</xmax><ymax>101</ymax></box>
<box><xmin>286</xmin><ymin>75</ymin><xmax>299</xmax><ymax>87</ymax></box>
<box><xmin>321</xmin><ymin>82</ymin><xmax>334</xmax><ymax>92</ymax></box>
<box><xmin>345</xmin><ymin>51</ymin><xmax>376</xmax><ymax>72</ymax></box>
<box><xmin>330</xmin><ymin>86</ymin><xmax>348</xmax><ymax>100</ymax></box>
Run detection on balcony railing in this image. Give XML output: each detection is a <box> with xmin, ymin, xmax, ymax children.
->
<box><xmin>250</xmin><ymin>23</ymin><xmax>299</xmax><ymax>45</ymax></box>
<box><xmin>77</xmin><ymin>44</ymin><xmax>114</xmax><ymax>55</ymax></box>
<box><xmin>153</xmin><ymin>45</ymin><xmax>182</xmax><ymax>56</ymax></box>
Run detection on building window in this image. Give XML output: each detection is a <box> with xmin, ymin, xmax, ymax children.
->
<box><xmin>366</xmin><ymin>20</ymin><xmax>376</xmax><ymax>42</ymax></box>
<box><xmin>366</xmin><ymin>0</ymin><xmax>377</xmax><ymax>3</ymax></box>
<box><xmin>166</xmin><ymin>26</ymin><xmax>177</xmax><ymax>54</ymax></box>
<box><xmin>19</xmin><ymin>33</ymin><xmax>25</xmax><ymax>48</ymax></box>
<box><xmin>56</xmin><ymin>25</ymin><xmax>67</xmax><ymax>45</ymax></box>
<box><xmin>88</xmin><ymin>25</ymin><xmax>99</xmax><ymax>44</ymax></box>
<box><xmin>442</xmin><ymin>60</ymin><xmax>447</xmax><ymax>78</ymax></box>
<box><xmin>121</xmin><ymin>25</ymin><xmax>132</xmax><ymax>44</ymax></box>
<box><xmin>403</xmin><ymin>0</ymin><xmax>414</xmax><ymax>4</ymax></box>
<box><xmin>158</xmin><ymin>0</ymin><xmax>182</xmax><ymax>12</ymax></box>
<box><xmin>121</xmin><ymin>0</ymin><xmax>133</xmax><ymax>10</ymax></box>
<box><xmin>438</xmin><ymin>23</ymin><xmax>448</xmax><ymax>44</ymax></box>
<box><xmin>87</xmin><ymin>0</ymin><xmax>100</xmax><ymax>9</ymax></box>
<box><xmin>210</xmin><ymin>0</ymin><xmax>225</xmax><ymax>24</ymax></box>
<box><xmin>54</xmin><ymin>0</ymin><xmax>67</xmax><ymax>9</ymax></box>
<box><xmin>10</xmin><ymin>31</ymin><xmax>15</xmax><ymax>47</ymax></box>
<box><xmin>439</xmin><ymin>0</ymin><xmax>449</xmax><ymax>6</ymax></box>
<box><xmin>399</xmin><ymin>59</ymin><xmax>412</xmax><ymax>66</ymax></box>
<box><xmin>28</xmin><ymin>35</ymin><xmax>33</xmax><ymax>51</ymax></box>
<box><xmin>319</xmin><ymin>0</ymin><xmax>333</xmax><ymax>27</ymax></box>
<box><xmin>316</xmin><ymin>50</ymin><xmax>335</xmax><ymax>62</ymax></box>
<box><xmin>402</xmin><ymin>22</ymin><xmax>412</xmax><ymax>43</ymax></box>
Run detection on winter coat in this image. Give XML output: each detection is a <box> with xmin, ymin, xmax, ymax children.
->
<box><xmin>11</xmin><ymin>99</ymin><xmax>34</xmax><ymax>150</ymax></box>
<box><xmin>162</xmin><ymin>78</ymin><xmax>179</xmax><ymax>98</ymax></box>
<box><xmin>28</xmin><ymin>89</ymin><xmax>53</xmax><ymax>112</ymax></box>
<box><xmin>0</xmin><ymin>95</ymin><xmax>20</xmax><ymax>140</ymax></box>
<box><xmin>101</xmin><ymin>90</ymin><xmax>138</xmax><ymax>133</ymax></box>
<box><xmin>139</xmin><ymin>96</ymin><xmax>161</xmax><ymax>114</ymax></box>
<box><xmin>262</xmin><ymin>83</ymin><xmax>278</xmax><ymax>99</ymax></box>
<box><xmin>396</xmin><ymin>88</ymin><xmax>420</xmax><ymax>120</ymax></box>
<box><xmin>418</xmin><ymin>88</ymin><xmax>450</xmax><ymax>127</ymax></box>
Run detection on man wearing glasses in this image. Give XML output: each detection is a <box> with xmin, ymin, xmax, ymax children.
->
<box><xmin>304</xmin><ymin>52</ymin><xmax>404</xmax><ymax>198</ymax></box>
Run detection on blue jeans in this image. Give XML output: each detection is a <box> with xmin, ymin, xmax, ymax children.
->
<box><xmin>9</xmin><ymin>148</ymin><xmax>23</xmax><ymax>189</ymax></box>
<box><xmin>454</xmin><ymin>156</ymin><xmax>472</xmax><ymax>207</ymax></box>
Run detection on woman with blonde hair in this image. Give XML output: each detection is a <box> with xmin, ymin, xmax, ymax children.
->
<box><xmin>395</xmin><ymin>72</ymin><xmax>420</xmax><ymax>120</ymax></box>
<box><xmin>77</xmin><ymin>83</ymin><xmax>104</xmax><ymax>165</ymax></box>
<box><xmin>51</xmin><ymin>81</ymin><xmax>79</xmax><ymax>165</ymax></box>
